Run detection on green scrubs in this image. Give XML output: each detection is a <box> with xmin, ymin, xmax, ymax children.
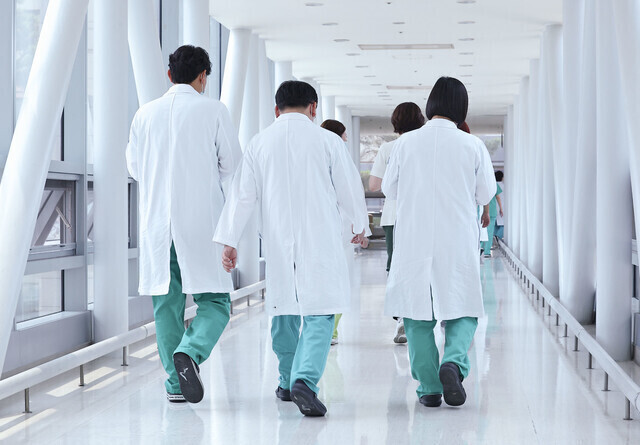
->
<box><xmin>152</xmin><ymin>243</ymin><xmax>231</xmax><ymax>395</ymax></box>
<box><xmin>403</xmin><ymin>316</ymin><xmax>478</xmax><ymax>397</ymax></box>
<box><xmin>482</xmin><ymin>184</ymin><xmax>502</xmax><ymax>252</ymax></box>
<box><xmin>271</xmin><ymin>314</ymin><xmax>334</xmax><ymax>394</ymax></box>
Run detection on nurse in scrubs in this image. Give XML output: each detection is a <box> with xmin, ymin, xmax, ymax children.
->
<box><xmin>214</xmin><ymin>81</ymin><xmax>370</xmax><ymax>416</ymax></box>
<box><xmin>382</xmin><ymin>77</ymin><xmax>496</xmax><ymax>408</ymax></box>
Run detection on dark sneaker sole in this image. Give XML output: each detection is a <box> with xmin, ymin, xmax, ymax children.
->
<box><xmin>290</xmin><ymin>383</ymin><xmax>326</xmax><ymax>417</ymax></box>
<box><xmin>166</xmin><ymin>392</ymin><xmax>187</xmax><ymax>403</ymax></box>
<box><xmin>275</xmin><ymin>387</ymin><xmax>292</xmax><ymax>402</ymax></box>
<box><xmin>439</xmin><ymin>364</ymin><xmax>466</xmax><ymax>406</ymax></box>
<box><xmin>173</xmin><ymin>352</ymin><xmax>204</xmax><ymax>403</ymax></box>
<box><xmin>419</xmin><ymin>395</ymin><xmax>442</xmax><ymax>407</ymax></box>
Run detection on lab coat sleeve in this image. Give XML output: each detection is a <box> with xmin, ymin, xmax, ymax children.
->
<box><xmin>125</xmin><ymin>114</ymin><xmax>139</xmax><ymax>181</ymax></box>
<box><xmin>381</xmin><ymin>141</ymin><xmax>400</xmax><ymax>200</ymax></box>
<box><xmin>370</xmin><ymin>147</ymin><xmax>386</xmax><ymax>179</ymax></box>
<box><xmin>475</xmin><ymin>141</ymin><xmax>497</xmax><ymax>206</ymax></box>
<box><xmin>215</xmin><ymin>104</ymin><xmax>243</xmax><ymax>186</ymax></box>
<box><xmin>213</xmin><ymin>147</ymin><xmax>258</xmax><ymax>249</ymax></box>
<box><xmin>330</xmin><ymin>139</ymin><xmax>371</xmax><ymax>236</ymax></box>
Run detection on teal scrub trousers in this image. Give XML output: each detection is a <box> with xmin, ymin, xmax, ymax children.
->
<box><xmin>482</xmin><ymin>217</ymin><xmax>497</xmax><ymax>252</ymax></box>
<box><xmin>271</xmin><ymin>314</ymin><xmax>335</xmax><ymax>394</ymax></box>
<box><xmin>152</xmin><ymin>243</ymin><xmax>231</xmax><ymax>395</ymax></box>
<box><xmin>403</xmin><ymin>316</ymin><xmax>478</xmax><ymax>398</ymax></box>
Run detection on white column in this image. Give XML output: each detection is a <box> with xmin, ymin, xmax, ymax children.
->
<box><xmin>352</xmin><ymin>116</ymin><xmax>361</xmax><ymax>167</ymax></box>
<box><xmin>594</xmin><ymin>0</ymin><xmax>633</xmax><ymax>360</ymax></box>
<box><xmin>182</xmin><ymin>0</ymin><xmax>209</xmax><ymax>51</ymax></box>
<box><xmin>128</xmin><ymin>0</ymin><xmax>167</xmax><ymax>106</ymax></box>
<box><xmin>0</xmin><ymin>0</ymin><xmax>89</xmax><ymax>369</ymax></box>
<box><xmin>565</xmin><ymin>0</ymin><xmax>597</xmax><ymax>323</ymax></box>
<box><xmin>504</xmin><ymin>105</ymin><xmax>514</xmax><ymax>246</ymax></box>
<box><xmin>220</xmin><ymin>29</ymin><xmax>251</xmax><ymax>129</ymax></box>
<box><xmin>236</xmin><ymin>35</ymin><xmax>260</xmax><ymax>290</ymax></box>
<box><xmin>527</xmin><ymin>59</ymin><xmax>543</xmax><ymax>281</ymax></box>
<box><xmin>322</xmin><ymin>96</ymin><xmax>336</xmax><ymax>121</ymax></box>
<box><xmin>540</xmin><ymin>26</ymin><xmax>562</xmax><ymax>298</ymax></box>
<box><xmin>311</xmin><ymin>80</ymin><xmax>323</xmax><ymax>124</ymax></box>
<box><xmin>93</xmin><ymin>0</ymin><xmax>129</xmax><ymax>341</ymax></box>
<box><xmin>274</xmin><ymin>61</ymin><xmax>294</xmax><ymax>91</ymax></box>
<box><xmin>510</xmin><ymin>100</ymin><xmax>520</xmax><ymax>255</ymax></box>
<box><xmin>257</xmin><ymin>38</ymin><xmax>274</xmax><ymax>131</ymax></box>
<box><xmin>518</xmin><ymin>78</ymin><xmax>530</xmax><ymax>267</ymax></box>
<box><xmin>336</xmin><ymin>106</ymin><xmax>354</xmax><ymax>163</ymax></box>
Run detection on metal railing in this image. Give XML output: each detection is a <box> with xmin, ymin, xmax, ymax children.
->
<box><xmin>498</xmin><ymin>240</ymin><xmax>640</xmax><ymax>420</ymax></box>
<box><xmin>0</xmin><ymin>280</ymin><xmax>265</xmax><ymax>413</ymax></box>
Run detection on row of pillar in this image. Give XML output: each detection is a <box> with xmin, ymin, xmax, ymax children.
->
<box><xmin>504</xmin><ymin>0</ymin><xmax>640</xmax><ymax>360</ymax></box>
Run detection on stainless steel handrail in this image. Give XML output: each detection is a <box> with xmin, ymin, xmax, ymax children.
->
<box><xmin>0</xmin><ymin>280</ymin><xmax>265</xmax><ymax>410</ymax></box>
<box><xmin>498</xmin><ymin>240</ymin><xmax>640</xmax><ymax>420</ymax></box>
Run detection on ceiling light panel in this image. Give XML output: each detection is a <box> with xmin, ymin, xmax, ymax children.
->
<box><xmin>359</xmin><ymin>44</ymin><xmax>454</xmax><ymax>50</ymax></box>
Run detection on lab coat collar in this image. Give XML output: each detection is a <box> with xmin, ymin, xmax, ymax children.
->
<box><xmin>164</xmin><ymin>83</ymin><xmax>200</xmax><ymax>97</ymax></box>
<box><xmin>276</xmin><ymin>112</ymin><xmax>313</xmax><ymax>123</ymax></box>
<box><xmin>425</xmin><ymin>118</ymin><xmax>458</xmax><ymax>129</ymax></box>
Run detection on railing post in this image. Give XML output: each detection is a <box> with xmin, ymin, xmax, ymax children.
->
<box><xmin>563</xmin><ymin>323</ymin><xmax>568</xmax><ymax>337</ymax></box>
<box><xmin>588</xmin><ymin>353</ymin><xmax>593</xmax><ymax>370</ymax></box>
<box><xmin>122</xmin><ymin>346</ymin><xmax>129</xmax><ymax>367</ymax></box>
<box><xmin>79</xmin><ymin>365</ymin><xmax>85</xmax><ymax>386</ymax></box>
<box><xmin>24</xmin><ymin>388</ymin><xmax>32</xmax><ymax>414</ymax></box>
<box><xmin>573</xmin><ymin>336</ymin><xmax>579</xmax><ymax>351</ymax></box>
<box><xmin>624</xmin><ymin>399</ymin><xmax>632</xmax><ymax>420</ymax></box>
<box><xmin>603</xmin><ymin>373</ymin><xmax>610</xmax><ymax>391</ymax></box>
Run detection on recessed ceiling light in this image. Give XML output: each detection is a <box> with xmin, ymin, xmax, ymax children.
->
<box><xmin>459</xmin><ymin>38</ymin><xmax>475</xmax><ymax>41</ymax></box>
<box><xmin>460</xmin><ymin>64</ymin><xmax>473</xmax><ymax>67</ymax></box>
<box><xmin>322</xmin><ymin>22</ymin><xmax>339</xmax><ymax>26</ymax></box>
<box><xmin>355</xmin><ymin>65</ymin><xmax>369</xmax><ymax>68</ymax></box>
<box><xmin>334</xmin><ymin>39</ymin><xmax>350</xmax><ymax>43</ymax></box>
<box><xmin>386</xmin><ymin>85</ymin><xmax>432</xmax><ymax>90</ymax></box>
<box><xmin>364</xmin><ymin>75</ymin><xmax>377</xmax><ymax>78</ymax></box>
<box><xmin>460</xmin><ymin>74</ymin><xmax>472</xmax><ymax>77</ymax></box>
<box><xmin>460</xmin><ymin>52</ymin><xmax>474</xmax><ymax>55</ymax></box>
<box><xmin>370</xmin><ymin>84</ymin><xmax>382</xmax><ymax>86</ymax></box>
<box><xmin>305</xmin><ymin>2</ymin><xmax>324</xmax><ymax>6</ymax></box>
<box><xmin>458</xmin><ymin>21</ymin><xmax>475</xmax><ymax>24</ymax></box>
<box><xmin>457</xmin><ymin>0</ymin><xmax>476</xmax><ymax>3</ymax></box>
<box><xmin>359</xmin><ymin>43</ymin><xmax>454</xmax><ymax>50</ymax></box>
<box><xmin>392</xmin><ymin>22</ymin><xmax>405</xmax><ymax>25</ymax></box>
<box><xmin>346</xmin><ymin>52</ymin><xmax>360</xmax><ymax>56</ymax></box>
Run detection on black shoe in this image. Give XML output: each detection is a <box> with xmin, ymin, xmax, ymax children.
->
<box><xmin>439</xmin><ymin>362</ymin><xmax>466</xmax><ymax>406</ymax></box>
<box><xmin>166</xmin><ymin>392</ymin><xmax>187</xmax><ymax>403</ymax></box>
<box><xmin>290</xmin><ymin>380</ymin><xmax>327</xmax><ymax>417</ymax></box>
<box><xmin>275</xmin><ymin>386</ymin><xmax>292</xmax><ymax>401</ymax></box>
<box><xmin>173</xmin><ymin>352</ymin><xmax>204</xmax><ymax>403</ymax></box>
<box><xmin>419</xmin><ymin>394</ymin><xmax>442</xmax><ymax>407</ymax></box>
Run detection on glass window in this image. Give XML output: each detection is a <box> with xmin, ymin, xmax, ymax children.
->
<box><xmin>87</xmin><ymin>264</ymin><xmax>94</xmax><ymax>305</ymax></box>
<box><xmin>31</xmin><ymin>179</ymin><xmax>76</xmax><ymax>251</ymax></box>
<box><xmin>86</xmin><ymin>181</ymin><xmax>132</xmax><ymax>246</ymax></box>
<box><xmin>15</xmin><ymin>271</ymin><xmax>63</xmax><ymax>323</ymax></box>
<box><xmin>14</xmin><ymin>0</ymin><xmax>62</xmax><ymax>161</ymax></box>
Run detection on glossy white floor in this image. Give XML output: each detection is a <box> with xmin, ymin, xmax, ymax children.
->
<box><xmin>1</xmin><ymin>250</ymin><xmax>640</xmax><ymax>444</ymax></box>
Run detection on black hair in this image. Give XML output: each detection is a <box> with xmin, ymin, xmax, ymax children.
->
<box><xmin>425</xmin><ymin>76</ymin><xmax>468</xmax><ymax>125</ymax></box>
<box><xmin>495</xmin><ymin>170</ymin><xmax>504</xmax><ymax>181</ymax></box>
<box><xmin>391</xmin><ymin>102</ymin><xmax>425</xmax><ymax>134</ymax></box>
<box><xmin>321</xmin><ymin>119</ymin><xmax>346</xmax><ymax>137</ymax></box>
<box><xmin>168</xmin><ymin>45</ymin><xmax>212</xmax><ymax>84</ymax></box>
<box><xmin>275</xmin><ymin>80</ymin><xmax>318</xmax><ymax>110</ymax></box>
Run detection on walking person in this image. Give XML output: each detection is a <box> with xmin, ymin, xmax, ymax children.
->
<box><xmin>214</xmin><ymin>81</ymin><xmax>370</xmax><ymax>417</ymax></box>
<box><xmin>369</xmin><ymin>102</ymin><xmax>425</xmax><ymax>344</ymax></box>
<box><xmin>382</xmin><ymin>77</ymin><xmax>496</xmax><ymax>408</ymax></box>
<box><xmin>126</xmin><ymin>45</ymin><xmax>242</xmax><ymax>403</ymax></box>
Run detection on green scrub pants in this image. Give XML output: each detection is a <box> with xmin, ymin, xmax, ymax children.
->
<box><xmin>482</xmin><ymin>217</ymin><xmax>497</xmax><ymax>252</ymax></box>
<box><xmin>152</xmin><ymin>243</ymin><xmax>231</xmax><ymax>394</ymax></box>
<box><xmin>383</xmin><ymin>225</ymin><xmax>394</xmax><ymax>272</ymax></box>
<box><xmin>332</xmin><ymin>313</ymin><xmax>342</xmax><ymax>339</ymax></box>
<box><xmin>403</xmin><ymin>316</ymin><xmax>478</xmax><ymax>398</ymax></box>
<box><xmin>271</xmin><ymin>314</ymin><xmax>334</xmax><ymax>394</ymax></box>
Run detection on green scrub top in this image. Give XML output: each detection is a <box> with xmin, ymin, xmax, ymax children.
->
<box><xmin>489</xmin><ymin>184</ymin><xmax>503</xmax><ymax>218</ymax></box>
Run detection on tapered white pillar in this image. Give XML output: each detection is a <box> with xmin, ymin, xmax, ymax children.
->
<box><xmin>182</xmin><ymin>0</ymin><xmax>209</xmax><ymax>51</ymax></box>
<box><xmin>503</xmin><ymin>105</ymin><xmax>514</xmax><ymax>245</ymax></box>
<box><xmin>220</xmin><ymin>29</ymin><xmax>251</xmax><ymax>129</ymax></box>
<box><xmin>541</xmin><ymin>26</ymin><xmax>562</xmax><ymax>298</ymax></box>
<box><xmin>274</xmin><ymin>61</ymin><xmax>294</xmax><ymax>91</ymax></box>
<box><xmin>594</xmin><ymin>0</ymin><xmax>633</xmax><ymax>360</ymax></box>
<box><xmin>527</xmin><ymin>60</ymin><xmax>543</xmax><ymax>281</ymax></box>
<box><xmin>257</xmin><ymin>39</ymin><xmax>274</xmax><ymax>131</ymax></box>
<box><xmin>94</xmin><ymin>0</ymin><xmax>129</xmax><ymax>341</ymax></box>
<box><xmin>322</xmin><ymin>96</ymin><xmax>336</xmax><ymax>121</ymax></box>
<box><xmin>510</xmin><ymin>100</ymin><xmax>521</xmax><ymax>255</ymax></box>
<box><xmin>352</xmin><ymin>116</ymin><xmax>361</xmax><ymax>167</ymax></box>
<box><xmin>517</xmin><ymin>78</ymin><xmax>530</xmax><ymax>267</ymax></box>
<box><xmin>0</xmin><ymin>0</ymin><xmax>89</xmax><ymax>370</ymax></box>
<box><xmin>565</xmin><ymin>0</ymin><xmax>597</xmax><ymax>323</ymax></box>
<box><xmin>336</xmin><ymin>105</ymin><xmax>354</xmax><ymax>163</ymax></box>
<box><xmin>128</xmin><ymin>0</ymin><xmax>167</xmax><ymax>106</ymax></box>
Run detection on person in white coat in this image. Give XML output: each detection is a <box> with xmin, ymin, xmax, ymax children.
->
<box><xmin>126</xmin><ymin>45</ymin><xmax>242</xmax><ymax>404</ymax></box>
<box><xmin>213</xmin><ymin>81</ymin><xmax>370</xmax><ymax>417</ymax></box>
<box><xmin>382</xmin><ymin>77</ymin><xmax>496</xmax><ymax>408</ymax></box>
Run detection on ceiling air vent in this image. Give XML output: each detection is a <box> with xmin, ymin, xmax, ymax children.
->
<box><xmin>359</xmin><ymin>44</ymin><xmax>453</xmax><ymax>51</ymax></box>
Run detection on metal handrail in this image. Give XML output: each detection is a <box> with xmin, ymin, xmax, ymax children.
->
<box><xmin>498</xmin><ymin>240</ymin><xmax>640</xmax><ymax>419</ymax></box>
<box><xmin>0</xmin><ymin>280</ymin><xmax>265</xmax><ymax>410</ymax></box>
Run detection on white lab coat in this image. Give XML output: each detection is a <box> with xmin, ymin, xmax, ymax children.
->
<box><xmin>126</xmin><ymin>84</ymin><xmax>242</xmax><ymax>296</ymax></box>
<box><xmin>382</xmin><ymin>118</ymin><xmax>496</xmax><ymax>321</ymax></box>
<box><xmin>213</xmin><ymin>112</ymin><xmax>370</xmax><ymax>316</ymax></box>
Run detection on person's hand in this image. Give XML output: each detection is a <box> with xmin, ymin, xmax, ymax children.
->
<box><xmin>481</xmin><ymin>211</ymin><xmax>490</xmax><ymax>228</ymax></box>
<box><xmin>500</xmin><ymin>209</ymin><xmax>504</xmax><ymax>218</ymax></box>
<box><xmin>351</xmin><ymin>229</ymin><xmax>366</xmax><ymax>245</ymax></box>
<box><xmin>222</xmin><ymin>246</ymin><xmax>237</xmax><ymax>272</ymax></box>
<box><xmin>360</xmin><ymin>237</ymin><xmax>369</xmax><ymax>248</ymax></box>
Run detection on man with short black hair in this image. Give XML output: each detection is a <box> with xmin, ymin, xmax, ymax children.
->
<box><xmin>213</xmin><ymin>80</ymin><xmax>370</xmax><ymax>417</ymax></box>
<box><xmin>126</xmin><ymin>45</ymin><xmax>242</xmax><ymax>404</ymax></box>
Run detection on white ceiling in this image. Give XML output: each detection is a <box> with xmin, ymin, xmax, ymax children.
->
<box><xmin>210</xmin><ymin>0</ymin><xmax>562</xmax><ymax>129</ymax></box>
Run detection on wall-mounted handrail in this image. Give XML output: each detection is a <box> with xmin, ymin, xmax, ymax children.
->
<box><xmin>498</xmin><ymin>240</ymin><xmax>640</xmax><ymax>418</ymax></box>
<box><xmin>0</xmin><ymin>280</ymin><xmax>265</xmax><ymax>404</ymax></box>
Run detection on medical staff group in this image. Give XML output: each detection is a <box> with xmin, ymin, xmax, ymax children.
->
<box><xmin>126</xmin><ymin>45</ymin><xmax>496</xmax><ymax>416</ymax></box>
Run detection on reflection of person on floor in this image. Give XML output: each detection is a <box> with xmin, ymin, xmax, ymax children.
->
<box><xmin>126</xmin><ymin>45</ymin><xmax>242</xmax><ymax>404</ymax></box>
<box><xmin>382</xmin><ymin>76</ymin><xmax>496</xmax><ymax>408</ymax></box>
<box><xmin>369</xmin><ymin>102</ymin><xmax>426</xmax><ymax>344</ymax></box>
<box><xmin>214</xmin><ymin>81</ymin><xmax>370</xmax><ymax>417</ymax></box>
<box><xmin>320</xmin><ymin>119</ymin><xmax>370</xmax><ymax>345</ymax></box>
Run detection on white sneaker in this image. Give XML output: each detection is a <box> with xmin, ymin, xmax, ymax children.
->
<box><xmin>331</xmin><ymin>337</ymin><xmax>338</xmax><ymax>345</ymax></box>
<box><xmin>394</xmin><ymin>319</ymin><xmax>407</xmax><ymax>344</ymax></box>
